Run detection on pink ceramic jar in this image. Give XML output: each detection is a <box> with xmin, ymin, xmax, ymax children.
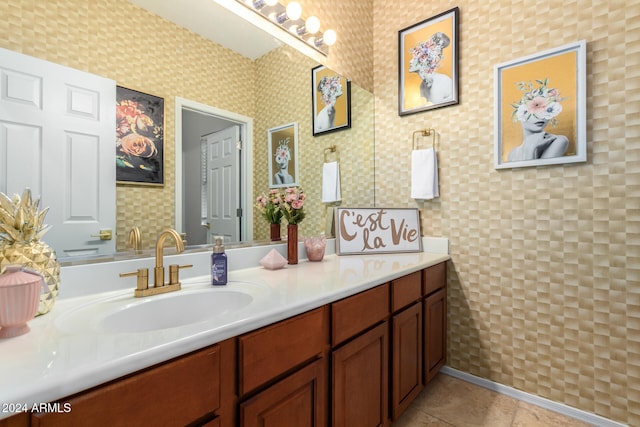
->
<box><xmin>0</xmin><ymin>265</ymin><xmax>44</xmax><ymax>338</ymax></box>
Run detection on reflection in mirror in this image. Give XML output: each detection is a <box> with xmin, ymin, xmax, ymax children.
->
<box><xmin>0</xmin><ymin>0</ymin><xmax>373</xmax><ymax>265</ymax></box>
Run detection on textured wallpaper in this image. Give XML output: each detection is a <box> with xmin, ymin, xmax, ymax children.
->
<box><xmin>373</xmin><ymin>0</ymin><xmax>640</xmax><ymax>425</ymax></box>
<box><xmin>252</xmin><ymin>46</ymin><xmax>375</xmax><ymax>240</ymax></box>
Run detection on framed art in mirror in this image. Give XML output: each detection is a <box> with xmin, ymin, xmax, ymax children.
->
<box><xmin>312</xmin><ymin>65</ymin><xmax>351</xmax><ymax>136</ymax></box>
<box><xmin>398</xmin><ymin>7</ymin><xmax>459</xmax><ymax>116</ymax></box>
<box><xmin>116</xmin><ymin>86</ymin><xmax>165</xmax><ymax>186</ymax></box>
<box><xmin>268</xmin><ymin>122</ymin><xmax>299</xmax><ymax>188</ymax></box>
<box><xmin>494</xmin><ymin>40</ymin><xmax>587</xmax><ymax>169</ymax></box>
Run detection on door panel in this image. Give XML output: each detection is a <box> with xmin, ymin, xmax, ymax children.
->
<box><xmin>0</xmin><ymin>48</ymin><xmax>116</xmax><ymax>256</ymax></box>
<box><xmin>203</xmin><ymin>126</ymin><xmax>239</xmax><ymax>243</ymax></box>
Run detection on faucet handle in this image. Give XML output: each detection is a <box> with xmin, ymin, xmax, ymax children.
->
<box><xmin>120</xmin><ymin>268</ymin><xmax>149</xmax><ymax>291</ymax></box>
<box><xmin>168</xmin><ymin>264</ymin><xmax>193</xmax><ymax>286</ymax></box>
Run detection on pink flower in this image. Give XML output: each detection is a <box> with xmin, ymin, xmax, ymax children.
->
<box><xmin>291</xmin><ymin>200</ymin><xmax>304</xmax><ymax>209</ymax></box>
<box><xmin>525</xmin><ymin>97</ymin><xmax>548</xmax><ymax>115</ymax></box>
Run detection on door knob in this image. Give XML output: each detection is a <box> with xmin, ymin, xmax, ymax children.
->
<box><xmin>91</xmin><ymin>229</ymin><xmax>113</xmax><ymax>240</ymax></box>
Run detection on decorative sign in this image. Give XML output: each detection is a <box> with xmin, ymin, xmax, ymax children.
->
<box><xmin>335</xmin><ymin>208</ymin><xmax>423</xmax><ymax>255</ymax></box>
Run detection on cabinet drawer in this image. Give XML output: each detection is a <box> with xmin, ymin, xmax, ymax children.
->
<box><xmin>423</xmin><ymin>262</ymin><xmax>446</xmax><ymax>296</ymax></box>
<box><xmin>239</xmin><ymin>306</ymin><xmax>329</xmax><ymax>396</ymax></box>
<box><xmin>391</xmin><ymin>271</ymin><xmax>422</xmax><ymax>312</ymax></box>
<box><xmin>331</xmin><ymin>283</ymin><xmax>389</xmax><ymax>346</ymax></box>
<box><xmin>32</xmin><ymin>344</ymin><xmax>222</xmax><ymax>427</ymax></box>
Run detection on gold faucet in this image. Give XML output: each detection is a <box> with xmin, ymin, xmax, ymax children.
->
<box><xmin>120</xmin><ymin>228</ymin><xmax>192</xmax><ymax>297</ymax></box>
<box><xmin>128</xmin><ymin>226</ymin><xmax>142</xmax><ymax>252</ymax></box>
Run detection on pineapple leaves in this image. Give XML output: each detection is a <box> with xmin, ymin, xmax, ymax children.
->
<box><xmin>0</xmin><ymin>189</ymin><xmax>50</xmax><ymax>243</ymax></box>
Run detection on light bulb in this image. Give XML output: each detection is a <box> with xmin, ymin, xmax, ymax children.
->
<box><xmin>285</xmin><ymin>2</ymin><xmax>302</xmax><ymax>20</ymax></box>
<box><xmin>324</xmin><ymin>29</ymin><xmax>337</xmax><ymax>46</ymax></box>
<box><xmin>305</xmin><ymin>16</ymin><xmax>320</xmax><ymax>34</ymax></box>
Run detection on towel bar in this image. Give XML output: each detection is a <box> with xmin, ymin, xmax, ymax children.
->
<box><xmin>324</xmin><ymin>145</ymin><xmax>339</xmax><ymax>162</ymax></box>
<box><xmin>412</xmin><ymin>129</ymin><xmax>436</xmax><ymax>150</ymax></box>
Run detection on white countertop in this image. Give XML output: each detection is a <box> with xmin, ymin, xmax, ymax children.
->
<box><xmin>0</xmin><ymin>239</ymin><xmax>449</xmax><ymax>419</ymax></box>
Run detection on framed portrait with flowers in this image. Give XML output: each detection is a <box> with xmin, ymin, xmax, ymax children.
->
<box><xmin>116</xmin><ymin>86</ymin><xmax>164</xmax><ymax>185</ymax></box>
<box><xmin>494</xmin><ymin>41</ymin><xmax>587</xmax><ymax>169</ymax></box>
<box><xmin>268</xmin><ymin>122</ymin><xmax>299</xmax><ymax>188</ymax></box>
<box><xmin>312</xmin><ymin>65</ymin><xmax>351</xmax><ymax>136</ymax></box>
<box><xmin>398</xmin><ymin>7</ymin><xmax>459</xmax><ymax>116</ymax></box>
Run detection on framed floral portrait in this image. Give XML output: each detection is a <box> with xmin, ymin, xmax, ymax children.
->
<box><xmin>115</xmin><ymin>86</ymin><xmax>164</xmax><ymax>185</ymax></box>
<box><xmin>312</xmin><ymin>65</ymin><xmax>351</xmax><ymax>136</ymax></box>
<box><xmin>494</xmin><ymin>40</ymin><xmax>587</xmax><ymax>169</ymax></box>
<box><xmin>268</xmin><ymin>122</ymin><xmax>299</xmax><ymax>188</ymax></box>
<box><xmin>398</xmin><ymin>7</ymin><xmax>459</xmax><ymax>116</ymax></box>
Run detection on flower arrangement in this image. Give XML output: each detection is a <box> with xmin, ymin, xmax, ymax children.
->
<box><xmin>511</xmin><ymin>78</ymin><xmax>566</xmax><ymax>127</ymax></box>
<box><xmin>409</xmin><ymin>32</ymin><xmax>450</xmax><ymax>81</ymax></box>
<box><xmin>317</xmin><ymin>75</ymin><xmax>343</xmax><ymax>107</ymax></box>
<box><xmin>255</xmin><ymin>189</ymin><xmax>283</xmax><ymax>225</ymax></box>
<box><xmin>281</xmin><ymin>187</ymin><xmax>306</xmax><ymax>225</ymax></box>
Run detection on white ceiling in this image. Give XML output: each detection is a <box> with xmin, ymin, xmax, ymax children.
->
<box><xmin>128</xmin><ymin>0</ymin><xmax>282</xmax><ymax>60</ymax></box>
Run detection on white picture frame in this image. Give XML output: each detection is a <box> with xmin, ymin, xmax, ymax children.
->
<box><xmin>268</xmin><ymin>122</ymin><xmax>299</xmax><ymax>188</ymax></box>
<box><xmin>494</xmin><ymin>40</ymin><xmax>587</xmax><ymax>169</ymax></box>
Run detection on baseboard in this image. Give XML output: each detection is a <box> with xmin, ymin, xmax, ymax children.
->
<box><xmin>440</xmin><ymin>366</ymin><xmax>627</xmax><ymax>427</ymax></box>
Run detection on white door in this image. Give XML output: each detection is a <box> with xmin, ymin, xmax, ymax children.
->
<box><xmin>0</xmin><ymin>48</ymin><xmax>116</xmax><ymax>257</ymax></box>
<box><xmin>202</xmin><ymin>126</ymin><xmax>240</xmax><ymax>243</ymax></box>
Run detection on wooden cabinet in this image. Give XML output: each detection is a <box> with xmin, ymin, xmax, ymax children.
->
<box><xmin>422</xmin><ymin>263</ymin><xmax>447</xmax><ymax>384</ymax></box>
<box><xmin>0</xmin><ymin>413</ymin><xmax>28</xmax><ymax>427</ymax></box>
<box><xmin>424</xmin><ymin>288</ymin><xmax>446</xmax><ymax>383</ymax></box>
<box><xmin>331</xmin><ymin>284</ymin><xmax>390</xmax><ymax>427</ymax></box>
<box><xmin>391</xmin><ymin>302</ymin><xmax>423</xmax><ymax>420</ymax></box>
<box><xmin>6</xmin><ymin>261</ymin><xmax>447</xmax><ymax>427</ymax></box>
<box><xmin>31</xmin><ymin>338</ymin><xmax>236</xmax><ymax>427</ymax></box>
<box><xmin>240</xmin><ymin>358</ymin><xmax>327</xmax><ymax>427</ymax></box>
<box><xmin>238</xmin><ymin>306</ymin><xmax>329</xmax><ymax>427</ymax></box>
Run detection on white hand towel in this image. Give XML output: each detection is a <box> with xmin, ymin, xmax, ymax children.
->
<box><xmin>322</xmin><ymin>161</ymin><xmax>342</xmax><ymax>203</ymax></box>
<box><xmin>411</xmin><ymin>148</ymin><xmax>439</xmax><ymax>200</ymax></box>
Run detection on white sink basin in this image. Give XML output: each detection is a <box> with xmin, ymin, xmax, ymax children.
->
<box><xmin>56</xmin><ymin>281</ymin><xmax>267</xmax><ymax>334</ymax></box>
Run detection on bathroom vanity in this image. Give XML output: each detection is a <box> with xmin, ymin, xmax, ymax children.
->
<box><xmin>0</xmin><ymin>241</ymin><xmax>448</xmax><ymax>427</ymax></box>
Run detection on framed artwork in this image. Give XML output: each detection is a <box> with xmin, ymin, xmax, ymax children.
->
<box><xmin>398</xmin><ymin>7</ymin><xmax>459</xmax><ymax>116</ymax></box>
<box><xmin>312</xmin><ymin>65</ymin><xmax>351</xmax><ymax>136</ymax></box>
<box><xmin>494</xmin><ymin>40</ymin><xmax>587</xmax><ymax>169</ymax></box>
<box><xmin>116</xmin><ymin>86</ymin><xmax>164</xmax><ymax>185</ymax></box>
<box><xmin>335</xmin><ymin>208</ymin><xmax>423</xmax><ymax>255</ymax></box>
<box><xmin>268</xmin><ymin>122</ymin><xmax>299</xmax><ymax>188</ymax></box>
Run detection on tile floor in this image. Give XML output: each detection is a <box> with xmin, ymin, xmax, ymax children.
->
<box><xmin>393</xmin><ymin>373</ymin><xmax>595</xmax><ymax>427</ymax></box>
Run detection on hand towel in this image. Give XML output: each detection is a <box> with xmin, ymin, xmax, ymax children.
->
<box><xmin>322</xmin><ymin>161</ymin><xmax>342</xmax><ymax>203</ymax></box>
<box><xmin>411</xmin><ymin>148</ymin><xmax>439</xmax><ymax>200</ymax></box>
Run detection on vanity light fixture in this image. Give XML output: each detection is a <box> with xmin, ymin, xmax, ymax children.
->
<box><xmin>235</xmin><ymin>0</ymin><xmax>336</xmax><ymax>55</ymax></box>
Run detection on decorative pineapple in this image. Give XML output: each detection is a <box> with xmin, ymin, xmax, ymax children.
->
<box><xmin>0</xmin><ymin>189</ymin><xmax>60</xmax><ymax>315</ymax></box>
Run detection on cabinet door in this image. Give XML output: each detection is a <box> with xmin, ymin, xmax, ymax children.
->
<box><xmin>424</xmin><ymin>287</ymin><xmax>447</xmax><ymax>383</ymax></box>
<box><xmin>240</xmin><ymin>358</ymin><xmax>327</xmax><ymax>427</ymax></box>
<box><xmin>332</xmin><ymin>322</ymin><xmax>389</xmax><ymax>427</ymax></box>
<box><xmin>391</xmin><ymin>302</ymin><xmax>423</xmax><ymax>421</ymax></box>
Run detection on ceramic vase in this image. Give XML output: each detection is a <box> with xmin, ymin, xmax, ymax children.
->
<box><xmin>287</xmin><ymin>224</ymin><xmax>298</xmax><ymax>265</ymax></box>
<box><xmin>270</xmin><ymin>223</ymin><xmax>281</xmax><ymax>241</ymax></box>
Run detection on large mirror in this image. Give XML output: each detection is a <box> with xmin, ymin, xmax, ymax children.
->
<box><xmin>0</xmin><ymin>0</ymin><xmax>374</xmax><ymax>264</ymax></box>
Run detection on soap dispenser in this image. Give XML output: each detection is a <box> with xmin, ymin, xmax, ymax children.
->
<box><xmin>211</xmin><ymin>236</ymin><xmax>228</xmax><ymax>286</ymax></box>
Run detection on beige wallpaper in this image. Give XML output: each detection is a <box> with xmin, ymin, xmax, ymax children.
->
<box><xmin>252</xmin><ymin>46</ymin><xmax>375</xmax><ymax>240</ymax></box>
<box><xmin>373</xmin><ymin>0</ymin><xmax>640</xmax><ymax>425</ymax></box>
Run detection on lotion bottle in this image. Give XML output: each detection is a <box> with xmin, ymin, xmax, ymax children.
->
<box><xmin>211</xmin><ymin>236</ymin><xmax>228</xmax><ymax>286</ymax></box>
